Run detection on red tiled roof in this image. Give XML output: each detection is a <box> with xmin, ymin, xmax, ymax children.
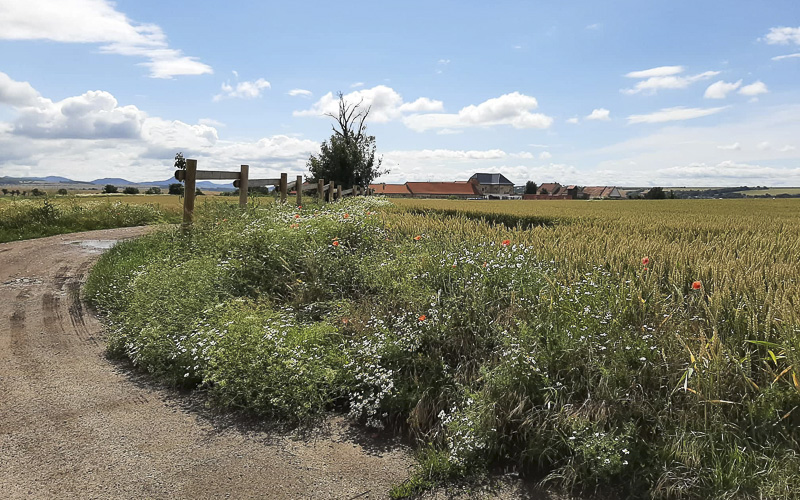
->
<box><xmin>405</xmin><ymin>182</ymin><xmax>480</xmax><ymax>195</ymax></box>
<box><xmin>369</xmin><ymin>183</ymin><xmax>411</xmax><ymax>195</ymax></box>
<box><xmin>537</xmin><ymin>183</ymin><xmax>562</xmax><ymax>195</ymax></box>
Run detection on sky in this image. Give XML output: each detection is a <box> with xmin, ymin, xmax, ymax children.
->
<box><xmin>0</xmin><ymin>0</ymin><xmax>798</xmax><ymax>187</ymax></box>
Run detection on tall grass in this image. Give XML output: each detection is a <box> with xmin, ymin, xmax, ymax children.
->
<box><xmin>0</xmin><ymin>198</ymin><xmax>176</xmax><ymax>242</ymax></box>
<box><xmin>86</xmin><ymin>197</ymin><xmax>800</xmax><ymax>499</ymax></box>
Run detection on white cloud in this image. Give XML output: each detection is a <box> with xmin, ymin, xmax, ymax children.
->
<box><xmin>627</xmin><ymin>106</ymin><xmax>728</xmax><ymax>124</ymax></box>
<box><xmin>398</xmin><ymin>97</ymin><xmax>445</xmax><ymax>113</ymax></box>
<box><xmin>763</xmin><ymin>26</ymin><xmax>800</xmax><ymax>45</ymax></box>
<box><xmin>625</xmin><ymin>66</ymin><xmax>684</xmax><ymax>78</ymax></box>
<box><xmin>739</xmin><ymin>81</ymin><xmax>768</xmax><ymax>96</ymax></box>
<box><xmin>772</xmin><ymin>53</ymin><xmax>800</xmax><ymax>61</ymax></box>
<box><xmin>589</xmin><ymin>104</ymin><xmax>800</xmax><ymax>185</ymax></box>
<box><xmin>438</xmin><ymin>59</ymin><xmax>451</xmax><ymax>65</ymax></box>
<box><xmin>586</xmin><ymin>23</ymin><xmax>601</xmax><ymax>30</ymax></box>
<box><xmin>566</xmin><ymin>117</ymin><xmax>580</xmax><ymax>124</ymax></box>
<box><xmin>757</xmin><ymin>141</ymin><xmax>771</xmax><ymax>150</ymax></box>
<box><xmin>657</xmin><ymin>161</ymin><xmax>800</xmax><ymax>184</ymax></box>
<box><xmin>539</xmin><ymin>151</ymin><xmax>552</xmax><ymax>159</ymax></box>
<box><xmin>0</xmin><ymin>0</ymin><xmax>212</xmax><ymax>78</ymax></box>
<box><xmin>717</xmin><ymin>142</ymin><xmax>740</xmax><ymax>150</ymax></box>
<box><xmin>586</xmin><ymin>108</ymin><xmax>610</xmax><ymax>121</ymax></box>
<box><xmin>288</xmin><ymin>89</ymin><xmax>312</xmax><ymax>97</ymax></box>
<box><xmin>294</xmin><ymin>85</ymin><xmax>442</xmax><ymax>123</ymax></box>
<box><xmin>213</xmin><ymin>78</ymin><xmax>271</xmax><ymax>101</ymax></box>
<box><xmin>403</xmin><ymin>92</ymin><xmax>553</xmax><ymax>132</ymax></box>
<box><xmin>779</xmin><ymin>145</ymin><xmax>796</xmax><ymax>152</ymax></box>
<box><xmin>622</xmin><ymin>66</ymin><xmax>719</xmax><ymax>95</ymax></box>
<box><xmin>704</xmin><ymin>80</ymin><xmax>742</xmax><ymax>99</ymax></box>
<box><xmin>0</xmin><ymin>71</ymin><xmax>318</xmax><ymax>181</ymax></box>
<box><xmin>350</xmin><ymin>82</ymin><xmax>365</xmax><ymax>88</ymax></box>
<box><xmin>198</xmin><ymin>118</ymin><xmax>225</xmax><ymax>127</ymax></box>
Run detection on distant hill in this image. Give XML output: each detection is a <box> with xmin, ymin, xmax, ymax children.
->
<box><xmin>0</xmin><ymin>176</ymin><xmax>233</xmax><ymax>191</ymax></box>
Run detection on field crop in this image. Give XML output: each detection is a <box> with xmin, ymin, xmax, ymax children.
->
<box><xmin>86</xmin><ymin>197</ymin><xmax>800</xmax><ymax>499</ymax></box>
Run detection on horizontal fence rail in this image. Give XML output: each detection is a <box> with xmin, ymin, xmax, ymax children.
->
<box><xmin>176</xmin><ymin>159</ymin><xmax>369</xmax><ymax>226</ymax></box>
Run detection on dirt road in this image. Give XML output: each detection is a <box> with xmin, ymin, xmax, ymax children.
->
<box><xmin>0</xmin><ymin>227</ymin><xmax>415</xmax><ymax>499</ymax></box>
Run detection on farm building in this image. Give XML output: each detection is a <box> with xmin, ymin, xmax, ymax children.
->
<box><xmin>469</xmin><ymin>173</ymin><xmax>515</xmax><ymax>196</ymax></box>
<box><xmin>405</xmin><ymin>181</ymin><xmax>481</xmax><ymax>199</ymax></box>
<box><xmin>369</xmin><ymin>183</ymin><xmax>412</xmax><ymax>197</ymax></box>
<box><xmin>528</xmin><ymin>183</ymin><xmax>580</xmax><ymax>199</ymax></box>
<box><xmin>582</xmin><ymin>186</ymin><xmax>624</xmax><ymax>199</ymax></box>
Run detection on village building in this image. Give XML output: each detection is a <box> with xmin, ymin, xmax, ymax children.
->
<box><xmin>405</xmin><ymin>181</ymin><xmax>480</xmax><ymax>199</ymax></box>
<box><xmin>369</xmin><ymin>183</ymin><xmax>412</xmax><ymax>197</ymax></box>
<box><xmin>468</xmin><ymin>173</ymin><xmax>515</xmax><ymax>196</ymax></box>
<box><xmin>582</xmin><ymin>186</ymin><xmax>624</xmax><ymax>199</ymax></box>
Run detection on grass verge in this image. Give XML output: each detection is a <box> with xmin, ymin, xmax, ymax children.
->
<box><xmin>86</xmin><ymin>198</ymin><xmax>800</xmax><ymax>499</ymax></box>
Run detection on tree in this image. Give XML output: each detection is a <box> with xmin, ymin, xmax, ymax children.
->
<box><xmin>195</xmin><ymin>188</ymin><xmax>204</xmax><ymax>196</ymax></box>
<box><xmin>1</xmin><ymin>188</ymin><xmax>8</xmax><ymax>195</ymax></box>
<box><xmin>103</xmin><ymin>184</ymin><xmax>118</xmax><ymax>194</ymax></box>
<box><xmin>31</xmin><ymin>188</ymin><xmax>45</xmax><ymax>196</ymax></box>
<box><xmin>122</xmin><ymin>186</ymin><xmax>140</xmax><ymax>194</ymax></box>
<box><xmin>57</xmin><ymin>188</ymin><xmax>68</xmax><ymax>195</ymax></box>
<box><xmin>644</xmin><ymin>187</ymin><xmax>666</xmax><ymax>200</ymax></box>
<box><xmin>307</xmin><ymin>92</ymin><xmax>387</xmax><ymax>189</ymax></box>
<box><xmin>168</xmin><ymin>183</ymin><xmax>184</xmax><ymax>195</ymax></box>
<box><xmin>145</xmin><ymin>186</ymin><xmax>162</xmax><ymax>194</ymax></box>
<box><xmin>524</xmin><ymin>181</ymin><xmax>537</xmax><ymax>194</ymax></box>
<box><xmin>174</xmin><ymin>152</ymin><xmax>186</xmax><ymax>170</ymax></box>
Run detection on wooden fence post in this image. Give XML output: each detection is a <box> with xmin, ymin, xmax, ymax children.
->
<box><xmin>318</xmin><ymin>179</ymin><xmax>324</xmax><ymax>203</ymax></box>
<box><xmin>296</xmin><ymin>175</ymin><xmax>302</xmax><ymax>206</ymax></box>
<box><xmin>337</xmin><ymin>185</ymin><xmax>343</xmax><ymax>200</ymax></box>
<box><xmin>329</xmin><ymin>181</ymin><xmax>336</xmax><ymax>202</ymax></box>
<box><xmin>280</xmin><ymin>173</ymin><xmax>288</xmax><ymax>203</ymax></box>
<box><xmin>183</xmin><ymin>159</ymin><xmax>197</xmax><ymax>227</ymax></box>
<box><xmin>239</xmin><ymin>164</ymin><xmax>249</xmax><ymax>208</ymax></box>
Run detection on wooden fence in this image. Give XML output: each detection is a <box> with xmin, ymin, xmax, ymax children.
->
<box><xmin>175</xmin><ymin>159</ymin><xmax>368</xmax><ymax>226</ymax></box>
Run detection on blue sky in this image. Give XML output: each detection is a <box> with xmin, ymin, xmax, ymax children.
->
<box><xmin>0</xmin><ymin>0</ymin><xmax>798</xmax><ymax>186</ymax></box>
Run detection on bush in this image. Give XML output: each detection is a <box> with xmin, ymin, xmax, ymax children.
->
<box><xmin>103</xmin><ymin>184</ymin><xmax>118</xmax><ymax>194</ymax></box>
<box><xmin>57</xmin><ymin>188</ymin><xmax>68</xmax><ymax>195</ymax></box>
<box><xmin>168</xmin><ymin>183</ymin><xmax>184</xmax><ymax>195</ymax></box>
<box><xmin>122</xmin><ymin>187</ymin><xmax>140</xmax><ymax>195</ymax></box>
<box><xmin>145</xmin><ymin>187</ymin><xmax>162</xmax><ymax>194</ymax></box>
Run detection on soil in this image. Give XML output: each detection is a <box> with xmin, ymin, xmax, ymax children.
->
<box><xmin>0</xmin><ymin>227</ymin><xmax>560</xmax><ymax>499</ymax></box>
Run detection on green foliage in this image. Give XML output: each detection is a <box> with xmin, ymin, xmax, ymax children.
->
<box><xmin>86</xmin><ymin>197</ymin><xmax>800</xmax><ymax>499</ymax></box>
<box><xmin>0</xmin><ymin>199</ymin><xmax>170</xmax><ymax>243</ymax></box>
<box><xmin>168</xmin><ymin>183</ymin><xmax>184</xmax><ymax>195</ymax></box>
<box><xmin>174</xmin><ymin>152</ymin><xmax>186</xmax><ymax>170</ymax></box>
<box><xmin>145</xmin><ymin>186</ymin><xmax>162</xmax><ymax>194</ymax></box>
<box><xmin>306</xmin><ymin>91</ymin><xmax>386</xmax><ymax>189</ymax></box>
<box><xmin>57</xmin><ymin>188</ymin><xmax>68</xmax><ymax>195</ymax></box>
<box><xmin>645</xmin><ymin>186</ymin><xmax>666</xmax><ymax>199</ymax></box>
<box><xmin>524</xmin><ymin>180</ymin><xmax>537</xmax><ymax>194</ymax></box>
<box><xmin>195</xmin><ymin>188</ymin><xmax>204</xmax><ymax>196</ymax></box>
<box><xmin>122</xmin><ymin>186</ymin><xmax>140</xmax><ymax>194</ymax></box>
<box><xmin>103</xmin><ymin>184</ymin><xmax>118</xmax><ymax>194</ymax></box>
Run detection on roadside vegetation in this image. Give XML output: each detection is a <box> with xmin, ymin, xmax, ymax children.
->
<box><xmin>86</xmin><ymin>197</ymin><xmax>800</xmax><ymax>499</ymax></box>
<box><xmin>0</xmin><ymin>197</ymin><xmax>177</xmax><ymax>243</ymax></box>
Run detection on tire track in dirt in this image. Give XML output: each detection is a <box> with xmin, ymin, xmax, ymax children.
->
<box><xmin>0</xmin><ymin>227</ymin><xmax>425</xmax><ymax>500</ymax></box>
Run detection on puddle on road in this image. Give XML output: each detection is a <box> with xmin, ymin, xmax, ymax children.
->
<box><xmin>67</xmin><ymin>240</ymin><xmax>119</xmax><ymax>252</ymax></box>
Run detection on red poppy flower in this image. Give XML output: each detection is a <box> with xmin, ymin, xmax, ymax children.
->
<box><xmin>298</xmin><ymin>205</ymin><xmax>302</xmax><ymax>209</ymax></box>
<box><xmin>413</xmin><ymin>235</ymin><xmax>421</xmax><ymax>241</ymax></box>
<box><xmin>692</xmin><ymin>281</ymin><xmax>702</xmax><ymax>290</ymax></box>
<box><xmin>332</xmin><ymin>240</ymin><xmax>340</xmax><ymax>247</ymax></box>
<box><xmin>502</xmin><ymin>239</ymin><xmax>511</xmax><ymax>246</ymax></box>
<box><xmin>343</xmin><ymin>213</ymin><xmax>349</xmax><ymax>219</ymax></box>
<box><xmin>642</xmin><ymin>256</ymin><xmax>650</xmax><ymax>266</ymax></box>
<box><xmin>294</xmin><ymin>214</ymin><xmax>300</xmax><ymax>219</ymax></box>
<box><xmin>418</xmin><ymin>315</ymin><xmax>426</xmax><ymax>321</ymax></box>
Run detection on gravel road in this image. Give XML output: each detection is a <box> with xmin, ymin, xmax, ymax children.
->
<box><xmin>0</xmin><ymin>227</ymin><xmax>417</xmax><ymax>499</ymax></box>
